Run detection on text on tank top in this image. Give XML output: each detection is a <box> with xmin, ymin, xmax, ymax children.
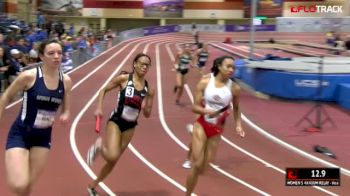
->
<box><xmin>114</xmin><ymin>74</ymin><xmax>148</xmax><ymax>122</ymax></box>
<box><xmin>20</xmin><ymin>66</ymin><xmax>65</xmax><ymax>129</ymax></box>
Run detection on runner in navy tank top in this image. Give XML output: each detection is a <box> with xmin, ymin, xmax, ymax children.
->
<box><xmin>0</xmin><ymin>39</ymin><xmax>72</xmax><ymax>196</ymax></box>
<box><xmin>86</xmin><ymin>53</ymin><xmax>155</xmax><ymax>196</ymax></box>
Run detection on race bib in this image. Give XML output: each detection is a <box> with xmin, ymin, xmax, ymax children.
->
<box><xmin>33</xmin><ymin>110</ymin><xmax>56</xmax><ymax>129</ymax></box>
<box><xmin>125</xmin><ymin>87</ymin><xmax>134</xmax><ymax>97</ymax></box>
<box><xmin>121</xmin><ymin>105</ymin><xmax>139</xmax><ymax>122</ymax></box>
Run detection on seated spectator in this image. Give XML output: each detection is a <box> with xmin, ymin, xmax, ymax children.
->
<box><xmin>8</xmin><ymin>49</ymin><xmax>26</xmax><ymax>84</ymax></box>
<box><xmin>345</xmin><ymin>35</ymin><xmax>350</xmax><ymax>56</ymax></box>
<box><xmin>29</xmin><ymin>42</ymin><xmax>40</xmax><ymax>63</ymax></box>
<box><xmin>68</xmin><ymin>23</ymin><xmax>75</xmax><ymax>36</ymax></box>
<box><xmin>0</xmin><ymin>46</ymin><xmax>9</xmax><ymax>93</ymax></box>
<box><xmin>13</xmin><ymin>37</ymin><xmax>30</xmax><ymax>54</ymax></box>
<box><xmin>104</xmin><ymin>29</ymin><xmax>114</xmax><ymax>49</ymax></box>
<box><xmin>326</xmin><ymin>31</ymin><xmax>335</xmax><ymax>46</ymax></box>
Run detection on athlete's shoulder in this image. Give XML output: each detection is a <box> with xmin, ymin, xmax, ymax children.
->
<box><xmin>62</xmin><ymin>73</ymin><xmax>71</xmax><ymax>82</ymax></box>
<box><xmin>201</xmin><ymin>73</ymin><xmax>212</xmax><ymax>80</ymax></box>
<box><xmin>18</xmin><ymin>68</ymin><xmax>36</xmax><ymax>83</ymax></box>
<box><xmin>231</xmin><ymin>81</ymin><xmax>241</xmax><ymax>93</ymax></box>
<box><xmin>198</xmin><ymin>73</ymin><xmax>211</xmax><ymax>87</ymax></box>
<box><xmin>117</xmin><ymin>73</ymin><xmax>130</xmax><ymax>82</ymax></box>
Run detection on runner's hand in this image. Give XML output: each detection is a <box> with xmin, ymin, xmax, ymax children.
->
<box><xmin>94</xmin><ymin>109</ymin><xmax>103</xmax><ymax>118</ymax></box>
<box><xmin>59</xmin><ymin>113</ymin><xmax>70</xmax><ymax>124</ymax></box>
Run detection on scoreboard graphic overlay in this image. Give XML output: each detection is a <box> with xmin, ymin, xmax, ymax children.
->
<box><xmin>286</xmin><ymin>168</ymin><xmax>340</xmax><ymax>186</ymax></box>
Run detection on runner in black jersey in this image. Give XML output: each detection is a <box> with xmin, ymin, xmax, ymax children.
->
<box><xmin>86</xmin><ymin>53</ymin><xmax>155</xmax><ymax>196</ymax></box>
<box><xmin>0</xmin><ymin>39</ymin><xmax>72</xmax><ymax>196</ymax></box>
<box><xmin>173</xmin><ymin>44</ymin><xmax>193</xmax><ymax>105</ymax></box>
<box><xmin>194</xmin><ymin>42</ymin><xmax>209</xmax><ymax>75</ymax></box>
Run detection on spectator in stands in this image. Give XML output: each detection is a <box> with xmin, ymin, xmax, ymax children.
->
<box><xmin>35</xmin><ymin>28</ymin><xmax>48</xmax><ymax>42</ymax></box>
<box><xmin>104</xmin><ymin>29</ymin><xmax>114</xmax><ymax>49</ymax></box>
<box><xmin>77</xmin><ymin>34</ymin><xmax>88</xmax><ymax>64</ymax></box>
<box><xmin>345</xmin><ymin>35</ymin><xmax>350</xmax><ymax>55</ymax></box>
<box><xmin>54</xmin><ymin>20</ymin><xmax>65</xmax><ymax>38</ymax></box>
<box><xmin>13</xmin><ymin>38</ymin><xmax>29</xmax><ymax>54</ymax></box>
<box><xmin>45</xmin><ymin>17</ymin><xmax>53</xmax><ymax>36</ymax></box>
<box><xmin>77</xmin><ymin>27</ymin><xmax>86</xmax><ymax>36</ymax></box>
<box><xmin>68</xmin><ymin>23</ymin><xmax>75</xmax><ymax>36</ymax></box>
<box><xmin>29</xmin><ymin>42</ymin><xmax>40</xmax><ymax>63</ymax></box>
<box><xmin>0</xmin><ymin>33</ymin><xmax>5</xmax><ymax>46</ymax></box>
<box><xmin>8</xmin><ymin>49</ymin><xmax>26</xmax><ymax>84</ymax></box>
<box><xmin>4</xmin><ymin>36</ymin><xmax>16</xmax><ymax>60</ymax></box>
<box><xmin>61</xmin><ymin>36</ymin><xmax>74</xmax><ymax>72</ymax></box>
<box><xmin>37</xmin><ymin>11</ymin><xmax>46</xmax><ymax>29</ymax></box>
<box><xmin>25</xmin><ymin>29</ymin><xmax>37</xmax><ymax>52</ymax></box>
<box><xmin>8</xmin><ymin>25</ymin><xmax>20</xmax><ymax>36</ymax></box>
<box><xmin>0</xmin><ymin>46</ymin><xmax>9</xmax><ymax>93</ymax></box>
<box><xmin>0</xmin><ymin>34</ymin><xmax>9</xmax><ymax>67</ymax></box>
<box><xmin>345</xmin><ymin>35</ymin><xmax>350</xmax><ymax>50</ymax></box>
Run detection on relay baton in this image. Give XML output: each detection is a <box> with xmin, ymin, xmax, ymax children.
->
<box><xmin>218</xmin><ymin>105</ymin><xmax>230</xmax><ymax>113</ymax></box>
<box><xmin>95</xmin><ymin>115</ymin><xmax>101</xmax><ymax>134</ymax></box>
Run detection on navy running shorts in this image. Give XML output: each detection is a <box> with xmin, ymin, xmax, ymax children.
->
<box><xmin>197</xmin><ymin>61</ymin><xmax>206</xmax><ymax>68</ymax></box>
<box><xmin>6</xmin><ymin>121</ymin><xmax>52</xmax><ymax>150</ymax></box>
<box><xmin>109</xmin><ymin>114</ymin><xmax>138</xmax><ymax>133</ymax></box>
<box><xmin>176</xmin><ymin>68</ymin><xmax>189</xmax><ymax>75</ymax></box>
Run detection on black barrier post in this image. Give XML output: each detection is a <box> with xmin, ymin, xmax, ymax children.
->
<box><xmin>295</xmin><ymin>56</ymin><xmax>336</xmax><ymax>132</ymax></box>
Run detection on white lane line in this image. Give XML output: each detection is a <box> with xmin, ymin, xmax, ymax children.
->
<box><xmin>127</xmin><ymin>40</ymin><xmax>198</xmax><ymax>196</ymax></box>
<box><xmin>241</xmin><ymin>115</ymin><xmax>350</xmax><ymax>176</ymax></box>
<box><xmin>3</xmin><ymin>34</ymin><xmax>191</xmax><ymax>110</ymax></box>
<box><xmin>188</xmin><ymin>42</ymin><xmax>350</xmax><ymax>177</ymax></box>
<box><xmin>177</xmin><ymin>43</ymin><xmax>338</xmax><ymax>195</ymax></box>
<box><xmin>128</xmin><ymin>144</ymin><xmax>195</xmax><ymax>195</ymax></box>
<box><xmin>71</xmin><ymin>37</ymin><xmax>197</xmax><ymax>196</ymax></box>
<box><xmin>224</xmin><ymin>44</ymin><xmax>264</xmax><ymax>58</ymax></box>
<box><xmin>70</xmin><ymin>41</ymin><xmax>143</xmax><ymax>196</ymax></box>
<box><xmin>160</xmin><ymin>42</ymin><xmax>270</xmax><ymax>195</ymax></box>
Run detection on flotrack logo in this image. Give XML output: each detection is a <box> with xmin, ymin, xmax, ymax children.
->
<box><xmin>290</xmin><ymin>5</ymin><xmax>342</xmax><ymax>13</ymax></box>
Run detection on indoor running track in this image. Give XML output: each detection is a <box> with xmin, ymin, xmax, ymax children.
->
<box><xmin>0</xmin><ymin>32</ymin><xmax>349</xmax><ymax>196</ymax></box>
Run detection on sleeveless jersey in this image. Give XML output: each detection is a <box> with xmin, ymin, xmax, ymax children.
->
<box><xmin>203</xmin><ymin>74</ymin><xmax>233</xmax><ymax>125</ymax></box>
<box><xmin>198</xmin><ymin>50</ymin><xmax>209</xmax><ymax>63</ymax></box>
<box><xmin>111</xmin><ymin>74</ymin><xmax>148</xmax><ymax>122</ymax></box>
<box><xmin>178</xmin><ymin>54</ymin><xmax>191</xmax><ymax>70</ymax></box>
<box><xmin>18</xmin><ymin>66</ymin><xmax>65</xmax><ymax>129</ymax></box>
